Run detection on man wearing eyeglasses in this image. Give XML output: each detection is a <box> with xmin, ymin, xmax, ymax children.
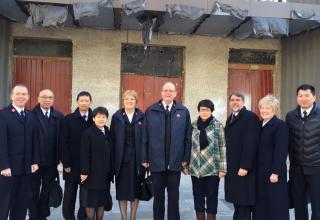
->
<box><xmin>28</xmin><ymin>89</ymin><xmax>64</xmax><ymax>220</ymax></box>
<box><xmin>142</xmin><ymin>81</ymin><xmax>192</xmax><ymax>220</ymax></box>
<box><xmin>0</xmin><ymin>84</ymin><xmax>39</xmax><ymax>220</ymax></box>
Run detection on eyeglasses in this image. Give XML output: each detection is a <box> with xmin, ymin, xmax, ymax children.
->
<box><xmin>39</xmin><ymin>96</ymin><xmax>54</xmax><ymax>100</ymax></box>
<box><xmin>162</xmin><ymin>89</ymin><xmax>176</xmax><ymax>93</ymax></box>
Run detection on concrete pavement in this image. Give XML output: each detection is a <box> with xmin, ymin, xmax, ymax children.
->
<box><xmin>47</xmin><ymin>174</ymin><xmax>298</xmax><ymax>220</ymax></box>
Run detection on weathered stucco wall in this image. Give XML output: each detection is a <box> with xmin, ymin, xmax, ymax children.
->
<box><xmin>10</xmin><ymin>23</ymin><xmax>281</xmax><ymax>122</ymax></box>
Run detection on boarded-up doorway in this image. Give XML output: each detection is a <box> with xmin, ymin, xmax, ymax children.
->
<box><xmin>13</xmin><ymin>39</ymin><xmax>72</xmax><ymax>114</ymax></box>
<box><xmin>228</xmin><ymin>49</ymin><xmax>275</xmax><ymax>116</ymax></box>
<box><xmin>121</xmin><ymin>44</ymin><xmax>184</xmax><ymax>111</ymax></box>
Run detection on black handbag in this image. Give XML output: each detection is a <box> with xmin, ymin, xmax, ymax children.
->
<box><xmin>139</xmin><ymin>170</ymin><xmax>153</xmax><ymax>201</ymax></box>
<box><xmin>104</xmin><ymin>180</ymin><xmax>113</xmax><ymax>211</ymax></box>
<box><xmin>104</xmin><ymin>191</ymin><xmax>113</xmax><ymax>211</ymax></box>
<box><xmin>48</xmin><ymin>171</ymin><xmax>63</xmax><ymax>208</ymax></box>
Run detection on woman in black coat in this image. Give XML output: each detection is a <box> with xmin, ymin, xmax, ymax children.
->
<box><xmin>110</xmin><ymin>90</ymin><xmax>145</xmax><ymax>220</ymax></box>
<box><xmin>253</xmin><ymin>95</ymin><xmax>289</xmax><ymax>220</ymax></box>
<box><xmin>80</xmin><ymin>107</ymin><xmax>113</xmax><ymax>220</ymax></box>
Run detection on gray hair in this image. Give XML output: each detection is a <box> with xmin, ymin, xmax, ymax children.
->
<box><xmin>258</xmin><ymin>94</ymin><xmax>280</xmax><ymax>113</ymax></box>
<box><xmin>229</xmin><ymin>92</ymin><xmax>245</xmax><ymax>101</ymax></box>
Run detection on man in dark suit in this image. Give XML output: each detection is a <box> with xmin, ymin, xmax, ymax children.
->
<box><xmin>141</xmin><ymin>82</ymin><xmax>192</xmax><ymax>220</ymax></box>
<box><xmin>286</xmin><ymin>84</ymin><xmax>320</xmax><ymax>220</ymax></box>
<box><xmin>61</xmin><ymin>91</ymin><xmax>93</xmax><ymax>220</ymax></box>
<box><xmin>0</xmin><ymin>84</ymin><xmax>39</xmax><ymax>220</ymax></box>
<box><xmin>224</xmin><ymin>92</ymin><xmax>260</xmax><ymax>220</ymax></box>
<box><xmin>28</xmin><ymin>89</ymin><xmax>64</xmax><ymax>220</ymax></box>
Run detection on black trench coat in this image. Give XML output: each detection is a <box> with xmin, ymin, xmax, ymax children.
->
<box><xmin>224</xmin><ymin>107</ymin><xmax>260</xmax><ymax>205</ymax></box>
<box><xmin>254</xmin><ymin>116</ymin><xmax>289</xmax><ymax>220</ymax></box>
<box><xmin>80</xmin><ymin>125</ymin><xmax>113</xmax><ymax>189</ymax></box>
<box><xmin>60</xmin><ymin>108</ymin><xmax>93</xmax><ymax>182</ymax></box>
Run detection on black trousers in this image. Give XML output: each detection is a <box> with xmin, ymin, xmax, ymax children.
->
<box><xmin>0</xmin><ymin>175</ymin><xmax>32</xmax><ymax>220</ymax></box>
<box><xmin>191</xmin><ymin>175</ymin><xmax>220</xmax><ymax>214</ymax></box>
<box><xmin>233</xmin><ymin>204</ymin><xmax>253</xmax><ymax>220</ymax></box>
<box><xmin>291</xmin><ymin>172</ymin><xmax>320</xmax><ymax>220</ymax></box>
<box><xmin>28</xmin><ymin>166</ymin><xmax>57</xmax><ymax>220</ymax></box>
<box><xmin>152</xmin><ymin>171</ymin><xmax>181</xmax><ymax>220</ymax></box>
<box><xmin>62</xmin><ymin>180</ymin><xmax>87</xmax><ymax>220</ymax></box>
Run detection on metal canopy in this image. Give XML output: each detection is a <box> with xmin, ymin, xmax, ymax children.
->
<box><xmin>158</xmin><ymin>13</ymin><xmax>204</xmax><ymax>35</ymax></box>
<box><xmin>0</xmin><ymin>0</ymin><xmax>28</xmax><ymax>22</ymax></box>
<box><xmin>195</xmin><ymin>15</ymin><xmax>244</xmax><ymax>37</ymax></box>
<box><xmin>2</xmin><ymin>0</ymin><xmax>319</xmax><ymax>38</ymax></box>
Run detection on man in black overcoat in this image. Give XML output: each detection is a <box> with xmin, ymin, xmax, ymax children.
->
<box><xmin>224</xmin><ymin>92</ymin><xmax>260</xmax><ymax>220</ymax></box>
<box><xmin>0</xmin><ymin>84</ymin><xmax>39</xmax><ymax>220</ymax></box>
<box><xmin>28</xmin><ymin>89</ymin><xmax>64</xmax><ymax>220</ymax></box>
<box><xmin>61</xmin><ymin>91</ymin><xmax>93</xmax><ymax>220</ymax></box>
<box><xmin>286</xmin><ymin>84</ymin><xmax>320</xmax><ymax>220</ymax></box>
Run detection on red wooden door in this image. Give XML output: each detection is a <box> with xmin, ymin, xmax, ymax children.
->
<box><xmin>228</xmin><ymin>65</ymin><xmax>273</xmax><ymax>116</ymax></box>
<box><xmin>122</xmin><ymin>73</ymin><xmax>183</xmax><ymax>111</ymax></box>
<box><xmin>13</xmin><ymin>56</ymin><xmax>72</xmax><ymax>114</ymax></box>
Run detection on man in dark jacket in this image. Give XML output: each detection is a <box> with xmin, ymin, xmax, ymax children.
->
<box><xmin>61</xmin><ymin>91</ymin><xmax>93</xmax><ymax>220</ymax></box>
<box><xmin>141</xmin><ymin>81</ymin><xmax>192</xmax><ymax>220</ymax></box>
<box><xmin>28</xmin><ymin>89</ymin><xmax>64</xmax><ymax>220</ymax></box>
<box><xmin>0</xmin><ymin>84</ymin><xmax>39</xmax><ymax>220</ymax></box>
<box><xmin>224</xmin><ymin>92</ymin><xmax>260</xmax><ymax>220</ymax></box>
<box><xmin>286</xmin><ymin>84</ymin><xmax>320</xmax><ymax>220</ymax></box>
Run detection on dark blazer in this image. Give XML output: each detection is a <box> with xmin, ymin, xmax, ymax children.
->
<box><xmin>224</xmin><ymin>107</ymin><xmax>260</xmax><ymax>205</ymax></box>
<box><xmin>254</xmin><ymin>116</ymin><xmax>289</xmax><ymax>220</ymax></box>
<box><xmin>60</xmin><ymin>108</ymin><xmax>93</xmax><ymax>182</ymax></box>
<box><xmin>32</xmin><ymin>104</ymin><xmax>64</xmax><ymax>166</ymax></box>
<box><xmin>141</xmin><ymin>101</ymin><xmax>192</xmax><ymax>172</ymax></box>
<box><xmin>80</xmin><ymin>125</ymin><xmax>113</xmax><ymax>190</ymax></box>
<box><xmin>0</xmin><ymin>104</ymin><xmax>39</xmax><ymax>175</ymax></box>
<box><xmin>110</xmin><ymin>108</ymin><xmax>144</xmax><ymax>177</ymax></box>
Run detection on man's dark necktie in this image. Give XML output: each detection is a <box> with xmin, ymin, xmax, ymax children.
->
<box><xmin>82</xmin><ymin>114</ymin><xmax>87</xmax><ymax>121</ymax></box>
<box><xmin>303</xmin><ymin>111</ymin><xmax>308</xmax><ymax>120</ymax></box>
<box><xmin>230</xmin><ymin>113</ymin><xmax>235</xmax><ymax>123</ymax></box>
<box><xmin>45</xmin><ymin>111</ymin><xmax>49</xmax><ymax>119</ymax></box>
<box><xmin>165</xmin><ymin>105</ymin><xmax>170</xmax><ymax>115</ymax></box>
<box><xmin>20</xmin><ymin>110</ymin><xmax>25</xmax><ymax>118</ymax></box>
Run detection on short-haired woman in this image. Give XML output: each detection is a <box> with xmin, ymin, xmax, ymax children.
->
<box><xmin>189</xmin><ymin>99</ymin><xmax>226</xmax><ymax>220</ymax></box>
<box><xmin>79</xmin><ymin>106</ymin><xmax>113</xmax><ymax>220</ymax></box>
<box><xmin>110</xmin><ymin>90</ymin><xmax>145</xmax><ymax>220</ymax></box>
<box><xmin>253</xmin><ymin>95</ymin><xmax>289</xmax><ymax>220</ymax></box>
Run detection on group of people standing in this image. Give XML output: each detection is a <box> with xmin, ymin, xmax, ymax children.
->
<box><xmin>0</xmin><ymin>82</ymin><xmax>319</xmax><ymax>220</ymax></box>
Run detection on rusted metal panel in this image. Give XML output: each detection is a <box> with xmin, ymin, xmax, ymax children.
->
<box><xmin>228</xmin><ymin>67</ymin><xmax>273</xmax><ymax>116</ymax></box>
<box><xmin>122</xmin><ymin>73</ymin><xmax>183</xmax><ymax>111</ymax></box>
<box><xmin>121</xmin><ymin>73</ymin><xmax>145</xmax><ymax>110</ymax></box>
<box><xmin>13</xmin><ymin>56</ymin><xmax>72</xmax><ymax>114</ymax></box>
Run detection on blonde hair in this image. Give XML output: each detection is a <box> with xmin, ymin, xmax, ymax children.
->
<box><xmin>122</xmin><ymin>90</ymin><xmax>138</xmax><ymax>102</ymax></box>
<box><xmin>258</xmin><ymin>94</ymin><xmax>280</xmax><ymax>114</ymax></box>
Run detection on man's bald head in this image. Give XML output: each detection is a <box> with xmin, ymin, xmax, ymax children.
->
<box><xmin>38</xmin><ymin>89</ymin><xmax>55</xmax><ymax>110</ymax></box>
<box><xmin>161</xmin><ymin>81</ymin><xmax>177</xmax><ymax>105</ymax></box>
<box><xmin>11</xmin><ymin>84</ymin><xmax>29</xmax><ymax>108</ymax></box>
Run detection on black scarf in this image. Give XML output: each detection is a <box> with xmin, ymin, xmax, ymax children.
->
<box><xmin>197</xmin><ymin>116</ymin><xmax>213</xmax><ymax>150</ymax></box>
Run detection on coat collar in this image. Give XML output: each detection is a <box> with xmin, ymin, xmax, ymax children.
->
<box><xmin>33</xmin><ymin>104</ymin><xmax>62</xmax><ymax>118</ymax></box>
<box><xmin>227</xmin><ymin>106</ymin><xmax>247</xmax><ymax>125</ymax></box>
<box><xmin>261</xmin><ymin>115</ymin><xmax>278</xmax><ymax>128</ymax></box>
<box><xmin>113</xmin><ymin>108</ymin><xmax>144</xmax><ymax>123</ymax></box>
<box><xmin>90</xmin><ymin>124</ymin><xmax>109</xmax><ymax>136</ymax></box>
<box><xmin>71</xmin><ymin>108</ymin><xmax>92</xmax><ymax>119</ymax></box>
<box><xmin>149</xmin><ymin>100</ymin><xmax>184</xmax><ymax>112</ymax></box>
<box><xmin>293</xmin><ymin>102</ymin><xmax>318</xmax><ymax>118</ymax></box>
<box><xmin>6</xmin><ymin>103</ymin><xmax>29</xmax><ymax>124</ymax></box>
